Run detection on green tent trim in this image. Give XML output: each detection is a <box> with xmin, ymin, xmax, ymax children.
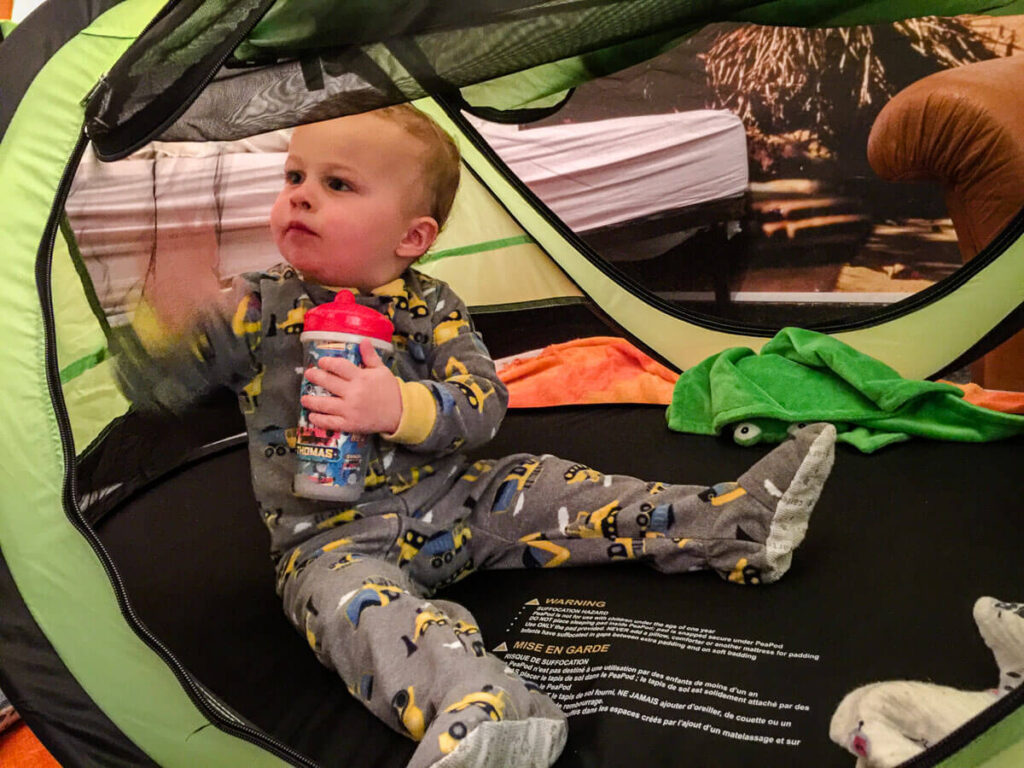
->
<box><xmin>0</xmin><ymin>1</ymin><xmax>303</xmax><ymax>764</ymax></box>
<box><xmin>1</xmin><ymin>1</ymin><xmax>1022</xmax><ymax>766</ymax></box>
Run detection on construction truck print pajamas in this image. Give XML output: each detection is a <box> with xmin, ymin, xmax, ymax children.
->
<box><xmin>116</xmin><ymin>263</ymin><xmax>836</xmax><ymax>768</ymax></box>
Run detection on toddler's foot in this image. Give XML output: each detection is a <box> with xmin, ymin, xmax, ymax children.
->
<box><xmin>408</xmin><ymin>671</ymin><xmax>567</xmax><ymax>768</ymax></box>
<box><xmin>431</xmin><ymin>714</ymin><xmax>567</xmax><ymax>768</ymax></box>
<box><xmin>707</xmin><ymin>423</ymin><xmax>835</xmax><ymax>584</ymax></box>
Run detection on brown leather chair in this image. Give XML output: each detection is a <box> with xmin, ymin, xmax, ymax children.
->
<box><xmin>867</xmin><ymin>55</ymin><xmax>1024</xmax><ymax>391</ymax></box>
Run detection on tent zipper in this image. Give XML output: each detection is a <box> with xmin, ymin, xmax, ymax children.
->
<box><xmin>441</xmin><ymin>97</ymin><xmax>1024</xmax><ymax>339</ymax></box>
<box><xmin>38</xmin><ymin>131</ymin><xmax>317</xmax><ymax>768</ymax></box>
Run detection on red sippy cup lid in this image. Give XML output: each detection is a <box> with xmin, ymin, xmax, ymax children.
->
<box><xmin>302</xmin><ymin>290</ymin><xmax>394</xmax><ymax>341</ymax></box>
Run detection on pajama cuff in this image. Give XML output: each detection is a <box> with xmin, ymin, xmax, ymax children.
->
<box><xmin>385</xmin><ymin>380</ymin><xmax>437</xmax><ymax>445</ymax></box>
<box><xmin>133</xmin><ymin>299</ymin><xmax>181</xmax><ymax>354</ymax></box>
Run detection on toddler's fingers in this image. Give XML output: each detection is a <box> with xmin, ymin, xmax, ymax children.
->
<box><xmin>301</xmin><ymin>394</ymin><xmax>344</xmax><ymax>415</ymax></box>
<box><xmin>304</xmin><ymin>366</ymin><xmax>352</xmax><ymax>396</ymax></box>
<box><xmin>317</xmin><ymin>355</ymin><xmax>360</xmax><ymax>379</ymax></box>
<box><xmin>360</xmin><ymin>339</ymin><xmax>385</xmax><ymax>368</ymax></box>
<box><xmin>308</xmin><ymin>411</ymin><xmax>362</xmax><ymax>435</ymax></box>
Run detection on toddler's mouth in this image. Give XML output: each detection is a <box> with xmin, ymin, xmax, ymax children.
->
<box><xmin>286</xmin><ymin>222</ymin><xmax>316</xmax><ymax>236</ymax></box>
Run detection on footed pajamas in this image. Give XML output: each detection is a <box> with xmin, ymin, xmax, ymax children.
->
<box><xmin>116</xmin><ymin>264</ymin><xmax>836</xmax><ymax>768</ymax></box>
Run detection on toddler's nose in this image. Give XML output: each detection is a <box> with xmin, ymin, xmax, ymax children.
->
<box><xmin>290</xmin><ymin>187</ymin><xmax>313</xmax><ymax>210</ymax></box>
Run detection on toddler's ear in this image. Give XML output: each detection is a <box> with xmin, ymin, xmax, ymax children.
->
<box><xmin>396</xmin><ymin>216</ymin><xmax>440</xmax><ymax>260</ymax></box>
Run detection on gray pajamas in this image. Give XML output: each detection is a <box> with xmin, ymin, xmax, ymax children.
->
<box><xmin>117</xmin><ymin>264</ymin><xmax>836</xmax><ymax>768</ymax></box>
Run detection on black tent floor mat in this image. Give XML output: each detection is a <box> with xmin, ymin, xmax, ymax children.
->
<box><xmin>95</xmin><ymin>404</ymin><xmax>1024</xmax><ymax>768</ymax></box>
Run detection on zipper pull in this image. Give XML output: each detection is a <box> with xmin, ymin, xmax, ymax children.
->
<box><xmin>80</xmin><ymin>74</ymin><xmax>110</xmax><ymax>123</ymax></box>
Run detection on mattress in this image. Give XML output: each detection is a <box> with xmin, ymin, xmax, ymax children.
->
<box><xmin>66</xmin><ymin>139</ymin><xmax>291</xmax><ymax>321</ymax></box>
<box><xmin>467</xmin><ymin>110</ymin><xmax>749</xmax><ymax>234</ymax></box>
<box><xmin>88</xmin><ymin>393</ymin><xmax>1024</xmax><ymax>768</ymax></box>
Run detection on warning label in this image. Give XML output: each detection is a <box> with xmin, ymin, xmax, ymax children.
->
<box><xmin>495</xmin><ymin>597</ymin><xmax>821</xmax><ymax>749</ymax></box>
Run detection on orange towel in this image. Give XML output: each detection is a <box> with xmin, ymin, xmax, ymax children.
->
<box><xmin>0</xmin><ymin>723</ymin><xmax>61</xmax><ymax>768</ymax></box>
<box><xmin>940</xmin><ymin>380</ymin><xmax>1024</xmax><ymax>414</ymax></box>
<box><xmin>497</xmin><ymin>336</ymin><xmax>679</xmax><ymax>408</ymax></box>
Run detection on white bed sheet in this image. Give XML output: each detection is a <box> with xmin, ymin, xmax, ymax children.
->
<box><xmin>467</xmin><ymin>110</ymin><xmax>748</xmax><ymax>233</ymax></box>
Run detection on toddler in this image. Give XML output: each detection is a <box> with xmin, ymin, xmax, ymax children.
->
<box><xmin>118</xmin><ymin>105</ymin><xmax>836</xmax><ymax>768</ymax></box>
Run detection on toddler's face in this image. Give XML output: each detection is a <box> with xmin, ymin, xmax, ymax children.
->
<box><xmin>270</xmin><ymin>113</ymin><xmax>430</xmax><ymax>290</ymax></box>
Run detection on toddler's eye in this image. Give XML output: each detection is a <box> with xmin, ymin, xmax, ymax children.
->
<box><xmin>326</xmin><ymin>177</ymin><xmax>350</xmax><ymax>192</ymax></box>
<box><xmin>284</xmin><ymin>170</ymin><xmax>303</xmax><ymax>185</ymax></box>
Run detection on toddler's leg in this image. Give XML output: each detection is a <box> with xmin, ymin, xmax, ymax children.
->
<box><xmin>279</xmin><ymin>549</ymin><xmax>566</xmax><ymax>768</ymax></box>
<box><xmin>716</xmin><ymin>421</ymin><xmax>836</xmax><ymax>582</ymax></box>
<box><xmin>466</xmin><ymin>423</ymin><xmax>835</xmax><ymax>584</ymax></box>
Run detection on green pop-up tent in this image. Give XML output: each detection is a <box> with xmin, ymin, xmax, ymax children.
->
<box><xmin>1</xmin><ymin>2</ymin><xmax>1023</xmax><ymax>767</ymax></box>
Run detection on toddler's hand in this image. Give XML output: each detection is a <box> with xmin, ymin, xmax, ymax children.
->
<box><xmin>301</xmin><ymin>340</ymin><xmax>402</xmax><ymax>435</ymax></box>
<box><xmin>142</xmin><ymin>240</ymin><xmax>226</xmax><ymax>335</ymax></box>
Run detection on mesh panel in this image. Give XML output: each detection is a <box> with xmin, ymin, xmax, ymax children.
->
<box><xmin>162</xmin><ymin>46</ymin><xmax>409</xmax><ymax>141</ymax></box>
<box><xmin>87</xmin><ymin>0</ymin><xmax>1022</xmax><ymax>152</ymax></box>
<box><xmin>85</xmin><ymin>0</ymin><xmax>278</xmax><ymax>157</ymax></box>
<box><xmin>87</xmin><ymin>0</ymin><xmax>740</xmax><ymax>151</ymax></box>
<box><xmin>234</xmin><ymin>0</ymin><xmax>551</xmax><ymax>57</ymax></box>
<box><xmin>465</xmin><ymin>16</ymin><xmax>1024</xmax><ymax>332</ymax></box>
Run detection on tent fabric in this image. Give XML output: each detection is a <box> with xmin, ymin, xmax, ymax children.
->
<box><xmin>53</xmin><ymin>213</ymin><xmax>129</xmax><ymax>451</ymax></box>
<box><xmin>0</xmin><ymin>0</ymin><xmax>122</xmax><ymax>140</ymax></box>
<box><xmin>4</xmin><ymin>1</ymin><xmax>1024</xmax><ymax>767</ymax></box>
<box><xmin>0</xmin><ymin>3</ymin><xmax>313</xmax><ymax>766</ymax></box>
<box><xmin>85</xmin><ymin>0</ymin><xmax>1024</xmax><ymax>153</ymax></box>
<box><xmin>0</xmin><ymin>547</ymin><xmax>161</xmax><ymax>768</ymax></box>
<box><xmin>667</xmin><ymin>327</ymin><xmax>1024</xmax><ymax>452</ymax></box>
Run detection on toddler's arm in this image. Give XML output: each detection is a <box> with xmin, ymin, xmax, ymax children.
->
<box><xmin>114</xmin><ymin>273</ymin><xmax>261</xmax><ymax>414</ymax></box>
<box><xmin>386</xmin><ymin>282</ymin><xmax>508</xmax><ymax>455</ymax></box>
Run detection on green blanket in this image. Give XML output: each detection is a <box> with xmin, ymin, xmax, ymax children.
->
<box><xmin>667</xmin><ymin>327</ymin><xmax>1024</xmax><ymax>453</ymax></box>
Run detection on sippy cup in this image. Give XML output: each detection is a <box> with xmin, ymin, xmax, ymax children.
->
<box><xmin>294</xmin><ymin>290</ymin><xmax>394</xmax><ymax>501</ymax></box>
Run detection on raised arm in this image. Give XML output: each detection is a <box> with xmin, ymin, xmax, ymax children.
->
<box><xmin>114</xmin><ymin>270</ymin><xmax>262</xmax><ymax>414</ymax></box>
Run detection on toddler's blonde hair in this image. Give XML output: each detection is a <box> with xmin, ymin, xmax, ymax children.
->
<box><xmin>374</xmin><ymin>104</ymin><xmax>461</xmax><ymax>229</ymax></box>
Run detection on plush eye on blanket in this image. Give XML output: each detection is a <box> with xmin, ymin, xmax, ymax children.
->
<box><xmin>728</xmin><ymin>419</ymin><xmax>908</xmax><ymax>451</ymax></box>
<box><xmin>830</xmin><ymin>597</ymin><xmax>1024</xmax><ymax>767</ymax></box>
<box><xmin>732</xmin><ymin>420</ymin><xmax>835</xmax><ymax>446</ymax></box>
